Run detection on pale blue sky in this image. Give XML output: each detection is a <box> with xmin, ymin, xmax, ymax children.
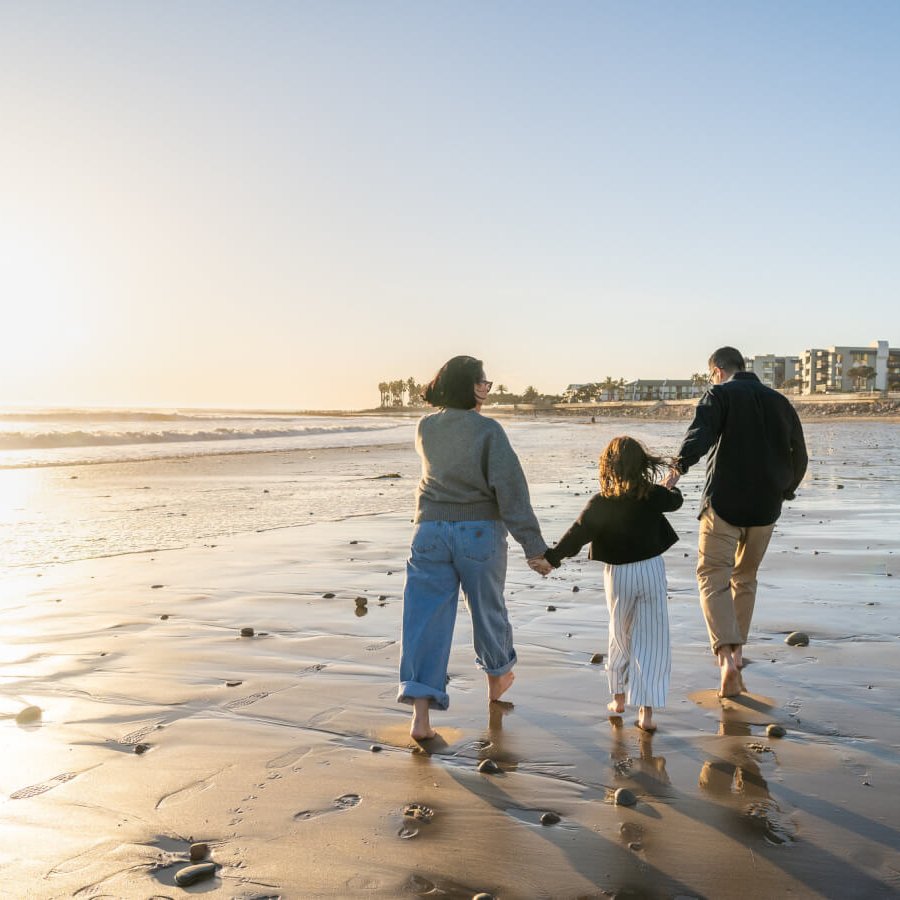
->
<box><xmin>1</xmin><ymin>2</ymin><xmax>898</xmax><ymax>408</ymax></box>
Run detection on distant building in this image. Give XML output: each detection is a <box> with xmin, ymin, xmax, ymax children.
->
<box><xmin>621</xmin><ymin>379</ymin><xmax>698</xmax><ymax>401</ymax></box>
<box><xmin>745</xmin><ymin>354</ymin><xmax>799</xmax><ymax>390</ymax></box>
<box><xmin>798</xmin><ymin>340</ymin><xmax>890</xmax><ymax>394</ymax></box>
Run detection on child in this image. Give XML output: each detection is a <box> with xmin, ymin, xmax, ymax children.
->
<box><xmin>544</xmin><ymin>436</ymin><xmax>683</xmax><ymax>732</ymax></box>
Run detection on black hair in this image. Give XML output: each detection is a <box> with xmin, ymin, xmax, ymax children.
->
<box><xmin>423</xmin><ymin>355</ymin><xmax>484</xmax><ymax>410</ymax></box>
<box><xmin>708</xmin><ymin>346</ymin><xmax>746</xmax><ymax>375</ymax></box>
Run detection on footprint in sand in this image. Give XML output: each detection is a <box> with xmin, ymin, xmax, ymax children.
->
<box><xmin>225</xmin><ymin>691</ymin><xmax>270</xmax><ymax>710</ymax></box>
<box><xmin>120</xmin><ymin>722</ymin><xmax>164</xmax><ymax>745</ymax></box>
<box><xmin>10</xmin><ymin>772</ymin><xmax>78</xmax><ymax>799</ymax></box>
<box><xmin>294</xmin><ymin>793</ymin><xmax>361</xmax><ymax>820</ymax></box>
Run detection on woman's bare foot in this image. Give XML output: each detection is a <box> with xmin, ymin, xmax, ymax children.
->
<box><xmin>488</xmin><ymin>671</ymin><xmax>515</xmax><ymax>702</ymax></box>
<box><xmin>607</xmin><ymin>694</ymin><xmax>625</xmax><ymax>717</ymax></box>
<box><xmin>410</xmin><ymin>698</ymin><xmax>436</xmax><ymax>741</ymax></box>
<box><xmin>637</xmin><ymin>706</ymin><xmax>657</xmax><ymax>732</ymax></box>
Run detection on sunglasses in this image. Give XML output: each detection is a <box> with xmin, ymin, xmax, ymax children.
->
<box><xmin>477</xmin><ymin>379</ymin><xmax>493</xmax><ymax>391</ymax></box>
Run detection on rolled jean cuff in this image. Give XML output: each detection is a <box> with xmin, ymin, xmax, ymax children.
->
<box><xmin>478</xmin><ymin>650</ymin><xmax>517</xmax><ymax>677</ymax></box>
<box><xmin>398</xmin><ymin>681</ymin><xmax>449</xmax><ymax>711</ymax></box>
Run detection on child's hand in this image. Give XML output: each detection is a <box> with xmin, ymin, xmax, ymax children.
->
<box><xmin>662</xmin><ymin>468</ymin><xmax>680</xmax><ymax>489</ymax></box>
<box><xmin>527</xmin><ymin>556</ymin><xmax>552</xmax><ymax>577</ymax></box>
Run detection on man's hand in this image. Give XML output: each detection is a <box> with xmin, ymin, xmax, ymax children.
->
<box><xmin>527</xmin><ymin>556</ymin><xmax>552</xmax><ymax>576</ymax></box>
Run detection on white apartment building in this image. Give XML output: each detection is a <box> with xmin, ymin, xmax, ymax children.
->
<box><xmin>745</xmin><ymin>354</ymin><xmax>800</xmax><ymax>390</ymax></box>
<box><xmin>798</xmin><ymin>340</ymin><xmax>892</xmax><ymax>394</ymax></box>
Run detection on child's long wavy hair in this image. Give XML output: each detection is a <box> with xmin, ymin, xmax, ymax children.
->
<box><xmin>599</xmin><ymin>436</ymin><xmax>669</xmax><ymax>500</ymax></box>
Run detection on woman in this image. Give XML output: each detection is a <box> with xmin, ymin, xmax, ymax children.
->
<box><xmin>398</xmin><ymin>355</ymin><xmax>550</xmax><ymax>740</ymax></box>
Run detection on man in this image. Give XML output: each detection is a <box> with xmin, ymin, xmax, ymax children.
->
<box><xmin>665</xmin><ymin>347</ymin><xmax>808</xmax><ymax>697</ymax></box>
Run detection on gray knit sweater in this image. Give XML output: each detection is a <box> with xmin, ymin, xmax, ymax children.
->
<box><xmin>414</xmin><ymin>408</ymin><xmax>547</xmax><ymax>559</ymax></box>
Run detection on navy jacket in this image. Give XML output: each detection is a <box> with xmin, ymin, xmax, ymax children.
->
<box><xmin>545</xmin><ymin>485</ymin><xmax>683</xmax><ymax>566</ymax></box>
<box><xmin>675</xmin><ymin>372</ymin><xmax>808</xmax><ymax>526</ymax></box>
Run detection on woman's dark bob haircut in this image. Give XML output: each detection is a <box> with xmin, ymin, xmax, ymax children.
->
<box><xmin>423</xmin><ymin>355</ymin><xmax>484</xmax><ymax>410</ymax></box>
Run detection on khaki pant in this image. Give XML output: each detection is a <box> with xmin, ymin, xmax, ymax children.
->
<box><xmin>696</xmin><ymin>506</ymin><xmax>775</xmax><ymax>653</ymax></box>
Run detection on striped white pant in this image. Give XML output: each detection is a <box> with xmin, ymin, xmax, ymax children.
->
<box><xmin>604</xmin><ymin>555</ymin><xmax>671</xmax><ymax>708</ymax></box>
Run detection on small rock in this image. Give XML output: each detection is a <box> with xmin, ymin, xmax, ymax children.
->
<box><xmin>590</xmin><ymin>653</ymin><xmax>604</xmax><ymax>664</ymax></box>
<box><xmin>174</xmin><ymin>862</ymin><xmax>217</xmax><ymax>886</ymax></box>
<box><xmin>225</xmin><ymin>680</ymin><xmax>242</xmax><ymax>687</ymax></box>
<box><xmin>240</xmin><ymin>627</ymin><xmax>255</xmax><ymax>637</ymax></box>
<box><xmin>15</xmin><ymin>706</ymin><xmax>42</xmax><ymax>725</ymax></box>
<box><xmin>766</xmin><ymin>724</ymin><xmax>786</xmax><ymax>738</ymax></box>
<box><xmin>151</xmin><ymin>584</ymin><xmax>164</xmax><ymax>589</ymax></box>
<box><xmin>614</xmin><ymin>788</ymin><xmax>637</xmax><ymax>807</ymax></box>
<box><xmin>628</xmin><ymin>841</ymin><xmax>642</xmax><ymax>850</ymax></box>
<box><xmin>572</xmin><ymin>585</ymin><xmax>580</xmax><ymax>593</ymax></box>
<box><xmin>540</xmin><ymin>811</ymin><xmax>560</xmax><ymax>825</ymax></box>
<box><xmin>322</xmin><ymin>592</ymin><xmax>335</xmax><ymax>599</ymax></box>
<box><xmin>546</xmin><ymin>605</ymin><xmax>557</xmax><ymax>612</ymax></box>
<box><xmin>836</xmin><ymin>484</ymin><xmax>844</xmax><ymax>489</ymax></box>
<box><xmin>473</xmin><ymin>894</ymin><xmax>495</xmax><ymax>900</ymax></box>
<box><xmin>477</xmin><ymin>759</ymin><xmax>501</xmax><ymax>775</ymax></box>
<box><xmin>355</xmin><ymin>596</ymin><xmax>368</xmax><ymax>607</ymax></box>
<box><xmin>349</xmin><ymin>540</ymin><xmax>358</xmax><ymax>544</ymax></box>
<box><xmin>160</xmin><ymin>614</ymin><xmax>169</xmax><ymax>620</ymax></box>
<box><xmin>378</xmin><ymin>595</ymin><xmax>387</xmax><ymax>601</ymax></box>
<box><xmin>370</xmin><ymin>744</ymin><xmax>382</xmax><ymax>752</ymax></box>
<box><xmin>189</xmin><ymin>842</ymin><xmax>209</xmax><ymax>861</ymax></box>
<box><xmin>785</xmin><ymin>631</ymin><xmax>809</xmax><ymax>647</ymax></box>
<box><xmin>134</xmin><ymin>743</ymin><xmax>150</xmax><ymax>754</ymax></box>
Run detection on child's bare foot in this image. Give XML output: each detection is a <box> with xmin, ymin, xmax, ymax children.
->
<box><xmin>488</xmin><ymin>671</ymin><xmax>515</xmax><ymax>702</ymax></box>
<box><xmin>410</xmin><ymin>698</ymin><xmax>436</xmax><ymax>741</ymax></box>
<box><xmin>637</xmin><ymin>706</ymin><xmax>657</xmax><ymax>732</ymax></box>
<box><xmin>607</xmin><ymin>694</ymin><xmax>625</xmax><ymax>717</ymax></box>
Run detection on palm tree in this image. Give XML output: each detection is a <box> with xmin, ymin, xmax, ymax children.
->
<box><xmin>690</xmin><ymin>372</ymin><xmax>708</xmax><ymax>398</ymax></box>
<box><xmin>377</xmin><ymin>382</ymin><xmax>390</xmax><ymax>407</ymax></box>
<box><xmin>495</xmin><ymin>384</ymin><xmax>508</xmax><ymax>400</ymax></box>
<box><xmin>406</xmin><ymin>377</ymin><xmax>420</xmax><ymax>406</ymax></box>
<box><xmin>522</xmin><ymin>385</ymin><xmax>538</xmax><ymax>403</ymax></box>
<box><xmin>847</xmin><ymin>365</ymin><xmax>876</xmax><ymax>392</ymax></box>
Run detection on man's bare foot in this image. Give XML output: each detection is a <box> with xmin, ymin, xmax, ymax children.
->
<box><xmin>637</xmin><ymin>706</ymin><xmax>657</xmax><ymax>732</ymax></box>
<box><xmin>717</xmin><ymin>647</ymin><xmax>743</xmax><ymax>698</ymax></box>
<box><xmin>410</xmin><ymin>698</ymin><xmax>436</xmax><ymax>741</ymax></box>
<box><xmin>733</xmin><ymin>645</ymin><xmax>744</xmax><ymax>669</ymax></box>
<box><xmin>607</xmin><ymin>694</ymin><xmax>625</xmax><ymax>717</ymax></box>
<box><xmin>488</xmin><ymin>671</ymin><xmax>515</xmax><ymax>702</ymax></box>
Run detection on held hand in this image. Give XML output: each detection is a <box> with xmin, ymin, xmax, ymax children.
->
<box><xmin>527</xmin><ymin>556</ymin><xmax>552</xmax><ymax>577</ymax></box>
<box><xmin>662</xmin><ymin>468</ymin><xmax>680</xmax><ymax>489</ymax></box>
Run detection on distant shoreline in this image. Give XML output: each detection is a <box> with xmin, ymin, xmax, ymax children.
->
<box><xmin>354</xmin><ymin>396</ymin><xmax>900</xmax><ymax>422</ymax></box>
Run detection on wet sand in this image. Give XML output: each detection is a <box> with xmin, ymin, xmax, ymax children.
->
<box><xmin>1</xmin><ymin>424</ymin><xmax>898</xmax><ymax>898</ymax></box>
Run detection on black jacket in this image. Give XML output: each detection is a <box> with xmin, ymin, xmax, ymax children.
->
<box><xmin>545</xmin><ymin>485</ymin><xmax>683</xmax><ymax>567</ymax></box>
<box><xmin>675</xmin><ymin>372</ymin><xmax>808</xmax><ymax>526</ymax></box>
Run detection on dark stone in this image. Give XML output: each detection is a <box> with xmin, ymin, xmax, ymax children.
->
<box><xmin>590</xmin><ymin>653</ymin><xmax>604</xmax><ymax>664</ymax></box>
<box><xmin>190</xmin><ymin>842</ymin><xmax>208</xmax><ymax>860</ymax></box>
<box><xmin>370</xmin><ymin>744</ymin><xmax>382</xmax><ymax>752</ymax></box>
<box><xmin>836</xmin><ymin>484</ymin><xmax>844</xmax><ymax>489</ymax></box>
<box><xmin>572</xmin><ymin>585</ymin><xmax>580</xmax><ymax>592</ymax></box>
<box><xmin>134</xmin><ymin>743</ymin><xmax>150</xmax><ymax>754</ymax></box>
<box><xmin>160</xmin><ymin>614</ymin><xmax>169</xmax><ymax>620</ymax></box>
<box><xmin>540</xmin><ymin>811</ymin><xmax>560</xmax><ymax>825</ymax></box>
<box><xmin>240</xmin><ymin>627</ymin><xmax>255</xmax><ymax>637</ymax></box>
<box><xmin>614</xmin><ymin>788</ymin><xmax>637</xmax><ymax>807</ymax></box>
<box><xmin>473</xmin><ymin>894</ymin><xmax>495</xmax><ymax>900</ymax></box>
<box><xmin>355</xmin><ymin>596</ymin><xmax>368</xmax><ymax>607</ymax></box>
<box><xmin>151</xmin><ymin>584</ymin><xmax>164</xmax><ymax>589</ymax></box>
<box><xmin>225</xmin><ymin>681</ymin><xmax>242</xmax><ymax>687</ymax></box>
<box><xmin>477</xmin><ymin>759</ymin><xmax>501</xmax><ymax>774</ymax></box>
<box><xmin>766</xmin><ymin>724</ymin><xmax>786</xmax><ymax>738</ymax></box>
<box><xmin>174</xmin><ymin>862</ymin><xmax>217</xmax><ymax>886</ymax></box>
<box><xmin>546</xmin><ymin>605</ymin><xmax>557</xmax><ymax>612</ymax></box>
<box><xmin>323</xmin><ymin>592</ymin><xmax>335</xmax><ymax>598</ymax></box>
<box><xmin>785</xmin><ymin>631</ymin><xmax>809</xmax><ymax>646</ymax></box>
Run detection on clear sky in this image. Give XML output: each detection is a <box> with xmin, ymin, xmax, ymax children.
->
<box><xmin>2</xmin><ymin>1</ymin><xmax>898</xmax><ymax>410</ymax></box>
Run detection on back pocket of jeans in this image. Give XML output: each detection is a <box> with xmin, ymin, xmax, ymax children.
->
<box><xmin>460</xmin><ymin>522</ymin><xmax>495</xmax><ymax>562</ymax></box>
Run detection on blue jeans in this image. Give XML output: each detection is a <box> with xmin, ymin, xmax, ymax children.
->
<box><xmin>398</xmin><ymin>520</ymin><xmax>515</xmax><ymax>711</ymax></box>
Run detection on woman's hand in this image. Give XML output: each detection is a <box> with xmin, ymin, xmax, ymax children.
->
<box><xmin>527</xmin><ymin>556</ymin><xmax>552</xmax><ymax>576</ymax></box>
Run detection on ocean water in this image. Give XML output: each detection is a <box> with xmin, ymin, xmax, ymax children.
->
<box><xmin>0</xmin><ymin>410</ymin><xmax>897</xmax><ymax>575</ymax></box>
<box><xmin>0</xmin><ymin>407</ymin><xmax>417</xmax><ymax>469</ymax></box>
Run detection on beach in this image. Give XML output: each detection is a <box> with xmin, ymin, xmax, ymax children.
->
<box><xmin>1</xmin><ymin>416</ymin><xmax>898</xmax><ymax>898</ymax></box>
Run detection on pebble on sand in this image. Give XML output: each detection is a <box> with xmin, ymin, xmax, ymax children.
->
<box><xmin>370</xmin><ymin>744</ymin><xmax>383</xmax><ymax>752</ymax></box>
<box><xmin>322</xmin><ymin>592</ymin><xmax>336</xmax><ymax>599</ymax></box>
<box><xmin>189</xmin><ymin>842</ymin><xmax>209</xmax><ymax>861</ymax></box>
<box><xmin>477</xmin><ymin>759</ymin><xmax>501</xmax><ymax>775</ymax></box>
<box><xmin>614</xmin><ymin>788</ymin><xmax>637</xmax><ymax>807</ymax></box>
<box><xmin>590</xmin><ymin>653</ymin><xmax>604</xmax><ymax>664</ymax></box>
<box><xmin>473</xmin><ymin>894</ymin><xmax>495</xmax><ymax>900</ymax></box>
<box><xmin>15</xmin><ymin>706</ymin><xmax>42</xmax><ymax>725</ymax></box>
<box><xmin>540</xmin><ymin>812</ymin><xmax>561</xmax><ymax>825</ymax></box>
<box><xmin>785</xmin><ymin>631</ymin><xmax>810</xmax><ymax>646</ymax></box>
<box><xmin>159</xmin><ymin>614</ymin><xmax>169</xmax><ymax>620</ymax></box>
<box><xmin>572</xmin><ymin>585</ymin><xmax>580</xmax><ymax>592</ymax></box>
<box><xmin>225</xmin><ymin>680</ymin><xmax>242</xmax><ymax>687</ymax></box>
<box><xmin>151</xmin><ymin>584</ymin><xmax>164</xmax><ymax>589</ymax></box>
<box><xmin>546</xmin><ymin>605</ymin><xmax>557</xmax><ymax>612</ymax></box>
<box><xmin>134</xmin><ymin>743</ymin><xmax>150</xmax><ymax>754</ymax></box>
<box><xmin>174</xmin><ymin>862</ymin><xmax>217</xmax><ymax>886</ymax></box>
<box><xmin>355</xmin><ymin>596</ymin><xmax>368</xmax><ymax>607</ymax></box>
<box><xmin>766</xmin><ymin>724</ymin><xmax>787</xmax><ymax>738</ymax></box>
<box><xmin>240</xmin><ymin>627</ymin><xmax>255</xmax><ymax>637</ymax></box>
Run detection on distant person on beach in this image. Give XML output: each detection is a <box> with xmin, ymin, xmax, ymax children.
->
<box><xmin>398</xmin><ymin>355</ymin><xmax>552</xmax><ymax>740</ymax></box>
<box><xmin>544</xmin><ymin>436</ymin><xmax>683</xmax><ymax>732</ymax></box>
<box><xmin>664</xmin><ymin>346</ymin><xmax>808</xmax><ymax>697</ymax></box>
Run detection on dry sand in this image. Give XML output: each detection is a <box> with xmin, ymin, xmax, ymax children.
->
<box><xmin>1</xmin><ymin>431</ymin><xmax>898</xmax><ymax>899</ymax></box>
